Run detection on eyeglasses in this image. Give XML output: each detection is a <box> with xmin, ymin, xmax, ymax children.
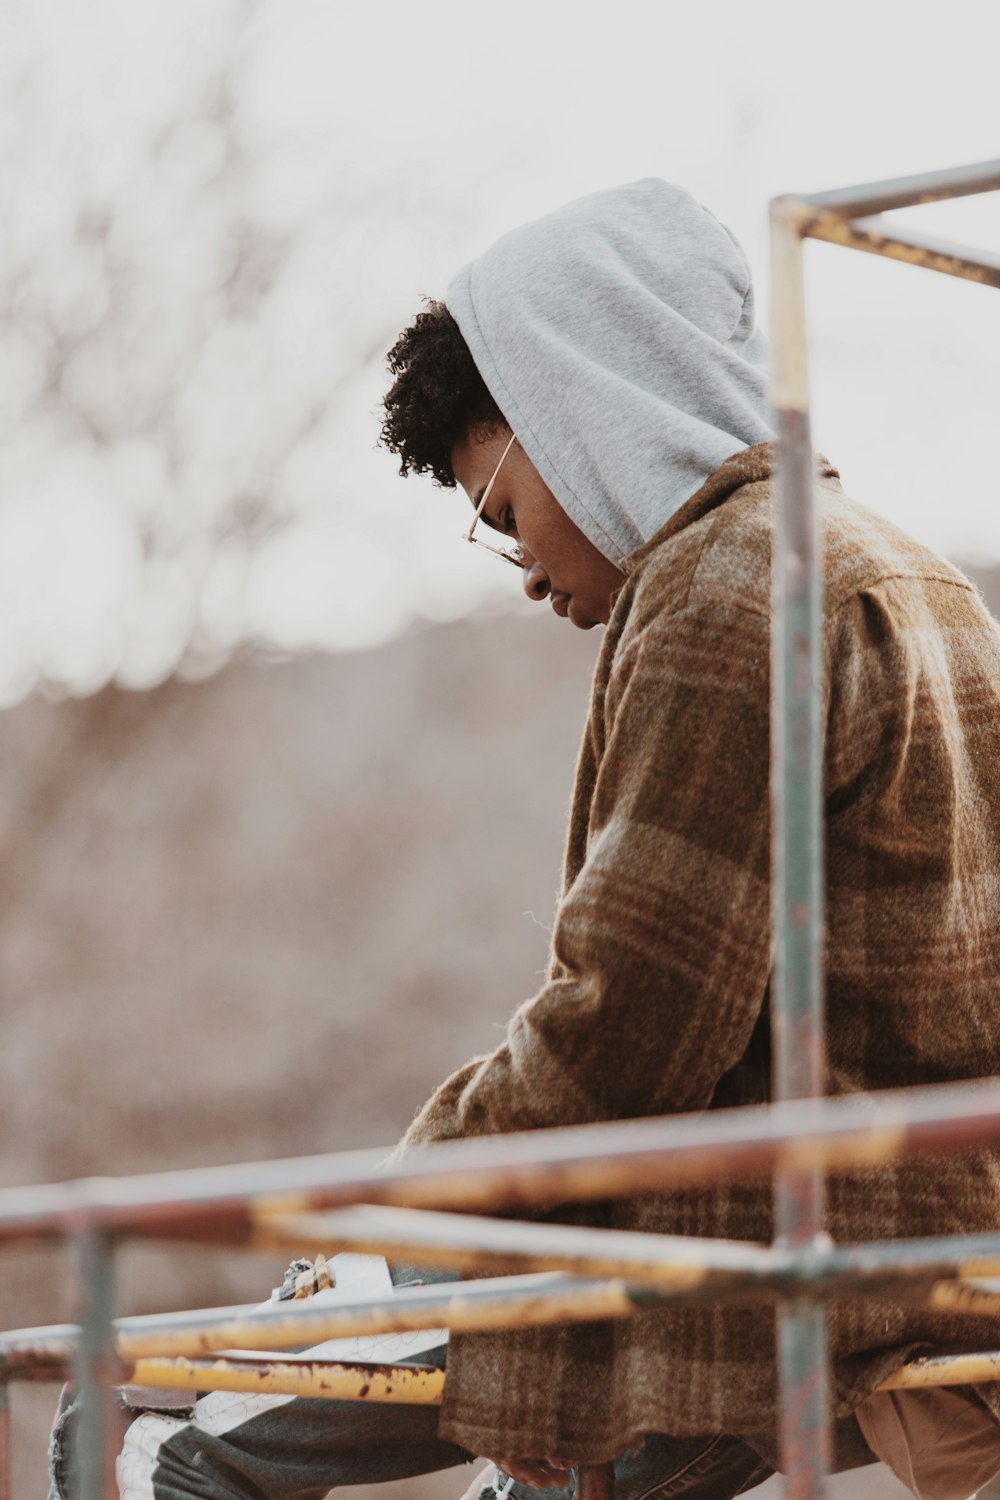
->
<box><xmin>462</xmin><ymin>431</ymin><xmax>525</xmax><ymax>568</ymax></box>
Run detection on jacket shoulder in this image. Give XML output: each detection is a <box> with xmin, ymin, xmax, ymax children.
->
<box><xmin>821</xmin><ymin>487</ymin><xmax>975</xmax><ymax>613</ymax></box>
<box><xmin>624</xmin><ymin>477</ymin><xmax>773</xmax><ymax>624</ymax></box>
<box><xmin>626</xmin><ymin>474</ymin><xmax>979</xmax><ymax>624</ymax></box>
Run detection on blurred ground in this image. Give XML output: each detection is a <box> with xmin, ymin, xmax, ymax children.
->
<box><xmin>3</xmin><ymin>559</ymin><xmax>998</xmax><ymax>1499</ymax></box>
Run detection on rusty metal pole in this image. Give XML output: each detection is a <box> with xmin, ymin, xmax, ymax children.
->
<box><xmin>575</xmin><ymin>1463</ymin><xmax>616</xmax><ymax>1500</ymax></box>
<box><xmin>0</xmin><ymin>1378</ymin><xmax>10</xmax><ymax>1500</ymax></box>
<box><xmin>770</xmin><ymin>197</ymin><xmax>831</xmax><ymax>1500</ymax></box>
<box><xmin>72</xmin><ymin>1228</ymin><xmax>120</xmax><ymax>1500</ymax></box>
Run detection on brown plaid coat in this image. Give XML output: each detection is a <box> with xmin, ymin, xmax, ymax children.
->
<box><xmin>402</xmin><ymin>443</ymin><xmax>1000</xmax><ymax>1463</ymax></box>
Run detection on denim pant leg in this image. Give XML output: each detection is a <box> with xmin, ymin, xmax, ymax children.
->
<box><xmin>48</xmin><ymin>1341</ymin><xmax>470</xmax><ymax>1500</ymax></box>
<box><xmin>47</xmin><ymin>1257</ymin><xmax>774</xmax><ymax>1500</ymax></box>
<box><xmin>144</xmin><ymin>1341</ymin><xmax>469</xmax><ymax>1500</ymax></box>
<box><xmin>49</xmin><ymin>1264</ymin><xmax>473</xmax><ymax>1500</ymax></box>
<box><xmin>484</xmin><ymin>1433</ymin><xmax>773</xmax><ymax>1500</ymax></box>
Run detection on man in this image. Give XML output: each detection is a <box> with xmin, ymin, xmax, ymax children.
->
<box><xmin>54</xmin><ymin>180</ymin><xmax>1000</xmax><ymax>1500</ymax></box>
<box><xmin>376</xmin><ymin>179</ymin><xmax>1000</xmax><ymax>1500</ymax></box>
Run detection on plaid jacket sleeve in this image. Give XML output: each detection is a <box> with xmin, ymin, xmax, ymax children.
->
<box><xmin>401</xmin><ymin>599</ymin><xmax>773</xmax><ymax>1149</ymax></box>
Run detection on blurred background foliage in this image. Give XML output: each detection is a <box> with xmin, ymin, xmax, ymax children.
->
<box><xmin>0</xmin><ymin>1</ymin><xmax>513</xmax><ymax>703</ymax></box>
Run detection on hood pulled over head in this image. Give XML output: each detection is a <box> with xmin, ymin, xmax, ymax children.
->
<box><xmin>445</xmin><ymin>179</ymin><xmax>773</xmax><ymax>566</ymax></box>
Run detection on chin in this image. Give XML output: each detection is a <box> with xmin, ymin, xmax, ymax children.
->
<box><xmin>567</xmin><ymin>600</ymin><xmax>598</xmax><ymax>630</ymax></box>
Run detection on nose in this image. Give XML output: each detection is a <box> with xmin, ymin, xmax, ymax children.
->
<box><xmin>522</xmin><ymin>558</ymin><xmax>550</xmax><ymax>603</ymax></box>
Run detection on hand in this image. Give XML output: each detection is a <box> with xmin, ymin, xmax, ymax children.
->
<box><xmin>492</xmin><ymin>1456</ymin><xmax>576</xmax><ymax>1490</ymax></box>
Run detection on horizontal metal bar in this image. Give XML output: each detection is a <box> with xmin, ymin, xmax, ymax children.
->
<box><xmin>804</xmin><ymin>214</ymin><xmax>1000</xmax><ymax>287</ymax></box>
<box><xmin>254</xmin><ymin>1204</ymin><xmax>783</xmax><ymax>1286</ymax></box>
<box><xmin>2</xmin><ymin>1080</ymin><xmax>1000</xmax><ymax>1244</ymax></box>
<box><xmin>127</xmin><ymin>1354</ymin><xmax>445</xmax><ymax>1404</ymax></box>
<box><xmin>923</xmin><ymin>1280</ymin><xmax>1000</xmax><ymax>1319</ymax></box>
<box><xmin>8</xmin><ymin>1337</ymin><xmax>1000</xmax><ymax>1399</ymax></box>
<box><xmin>113</xmin><ymin>1275</ymin><xmax>643</xmax><ymax>1359</ymax></box>
<box><xmin>795</xmin><ymin>158</ymin><xmax>1000</xmax><ymax>217</ymax></box>
<box><xmin>830</xmin><ymin>1235</ymin><xmax>1000</xmax><ymax>1282</ymax></box>
<box><xmin>0</xmin><ymin>1278</ymin><xmax>632</xmax><ymax>1367</ymax></box>
<box><xmin>255</xmin><ymin>1204</ymin><xmax>1000</xmax><ymax>1300</ymax></box>
<box><xmin>879</xmin><ymin>1349</ymin><xmax>1000</xmax><ymax>1391</ymax></box>
<box><xmin>0</xmin><ymin>1332</ymin><xmax>73</xmax><ymax>1381</ymax></box>
<box><xmin>5</xmin><ymin>1230</ymin><xmax>1000</xmax><ymax>1372</ymax></box>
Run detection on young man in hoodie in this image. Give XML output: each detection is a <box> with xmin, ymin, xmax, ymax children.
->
<box><xmin>55</xmin><ymin>182</ymin><xmax>1000</xmax><ymax>1500</ymax></box>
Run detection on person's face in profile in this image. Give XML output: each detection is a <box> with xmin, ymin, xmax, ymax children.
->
<box><xmin>452</xmin><ymin>426</ymin><xmax>625</xmax><ymax>630</ymax></box>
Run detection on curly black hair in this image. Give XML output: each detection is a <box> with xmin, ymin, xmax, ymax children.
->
<box><xmin>379</xmin><ymin>299</ymin><xmax>505</xmax><ymax>487</ymax></box>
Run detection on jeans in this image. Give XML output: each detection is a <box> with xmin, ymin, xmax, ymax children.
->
<box><xmin>49</xmin><ymin>1368</ymin><xmax>775</xmax><ymax>1500</ymax></box>
<box><xmin>47</xmin><ymin>1264</ymin><xmax>776</xmax><ymax>1500</ymax></box>
<box><xmin>50</xmin><ymin>1386</ymin><xmax>773</xmax><ymax>1500</ymax></box>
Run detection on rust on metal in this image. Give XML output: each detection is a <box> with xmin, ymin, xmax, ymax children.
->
<box><xmin>127</xmin><ymin>1354</ymin><xmax>445</xmax><ymax>1404</ymax></box>
<box><xmin>768</xmin><ymin>207</ymin><xmax>811</xmax><ymax>412</ymax></box>
<box><xmin>771</xmin><ymin>177</ymin><xmax>831</xmax><ymax>1495</ymax></box>
<box><xmin>4</xmin><ymin>1081</ymin><xmax>1000</xmax><ymax>1245</ymax></box>
<box><xmin>797</xmin><ymin>157</ymin><xmax>1000</xmax><ymax>218</ymax></box>
<box><xmin>0</xmin><ymin>1376</ymin><xmax>10</xmax><ymax>1500</ymax></box>
<box><xmin>9</xmin><ymin>1236</ymin><xmax>1000</xmax><ymax>1389</ymax></box>
<box><xmin>574</xmin><ymin>1462</ymin><xmax>616</xmax><ymax>1500</ymax></box>
<box><xmin>782</xmin><ymin>1121</ymin><xmax>907</xmax><ymax>1174</ymax></box>
<box><xmin>880</xmin><ymin>1349</ymin><xmax>1000</xmax><ymax>1391</ymax></box>
<box><xmin>765</xmin><ymin>149</ymin><xmax>1000</xmax><ymax>1500</ymax></box>
<box><xmin>252</xmin><ymin>1204</ymin><xmax>772</xmax><ymax>1288</ymax></box>
<box><xmin>0</xmin><ymin>1325</ymin><xmax>75</xmax><ymax>1382</ymax></box>
<box><xmin>924</xmin><ymin>1280</ymin><xmax>1000</xmax><ymax>1319</ymax></box>
<box><xmin>114</xmin><ymin>1278</ymin><xmax>638</xmax><ymax>1361</ymax></box>
<box><xmin>803</xmin><ymin>212</ymin><xmax>1000</xmax><ymax>289</ymax></box>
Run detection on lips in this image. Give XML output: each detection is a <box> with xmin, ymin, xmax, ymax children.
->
<box><xmin>550</xmin><ymin>592</ymin><xmax>571</xmax><ymax>618</ymax></box>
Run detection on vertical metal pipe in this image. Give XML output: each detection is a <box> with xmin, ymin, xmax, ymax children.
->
<box><xmin>72</xmin><ymin>1228</ymin><xmax>119</xmax><ymax>1500</ymax></box>
<box><xmin>575</xmin><ymin>1463</ymin><xmax>615</xmax><ymax>1500</ymax></box>
<box><xmin>769</xmin><ymin>201</ymin><xmax>831</xmax><ymax>1500</ymax></box>
<box><xmin>0</xmin><ymin>1378</ymin><xmax>10</xmax><ymax>1500</ymax></box>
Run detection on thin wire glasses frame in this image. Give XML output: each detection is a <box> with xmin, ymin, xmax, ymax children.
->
<box><xmin>462</xmin><ymin>431</ymin><xmax>525</xmax><ymax>568</ymax></box>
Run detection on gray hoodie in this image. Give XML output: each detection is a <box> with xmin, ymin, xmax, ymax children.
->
<box><xmin>445</xmin><ymin>178</ymin><xmax>774</xmax><ymax>567</ymax></box>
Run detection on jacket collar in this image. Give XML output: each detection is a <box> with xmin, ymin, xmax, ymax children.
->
<box><xmin>620</xmin><ymin>442</ymin><xmax>841</xmax><ymax>576</ymax></box>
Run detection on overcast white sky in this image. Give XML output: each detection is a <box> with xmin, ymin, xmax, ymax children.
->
<box><xmin>1</xmin><ymin>0</ymin><xmax>998</xmax><ymax>702</ymax></box>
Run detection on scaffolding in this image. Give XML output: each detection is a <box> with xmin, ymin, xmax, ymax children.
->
<box><xmin>2</xmin><ymin>158</ymin><xmax>1000</xmax><ymax>1500</ymax></box>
